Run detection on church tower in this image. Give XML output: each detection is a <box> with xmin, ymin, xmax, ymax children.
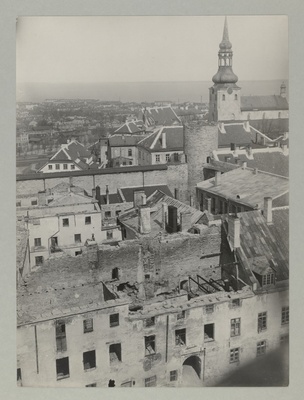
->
<box><xmin>209</xmin><ymin>17</ymin><xmax>241</xmax><ymax>122</ymax></box>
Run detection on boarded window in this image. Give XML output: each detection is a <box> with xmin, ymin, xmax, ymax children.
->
<box><xmin>205</xmin><ymin>304</ymin><xmax>214</xmax><ymax>314</ymax></box>
<box><xmin>35</xmin><ymin>256</ymin><xmax>44</xmax><ymax>266</ymax></box>
<box><xmin>74</xmin><ymin>234</ymin><xmax>81</xmax><ymax>243</ymax></box>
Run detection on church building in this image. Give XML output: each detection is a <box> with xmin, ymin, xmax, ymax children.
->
<box><xmin>209</xmin><ymin>17</ymin><xmax>289</xmax><ymax>124</ymax></box>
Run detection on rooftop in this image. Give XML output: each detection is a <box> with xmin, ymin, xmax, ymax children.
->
<box><xmin>197</xmin><ymin>167</ymin><xmax>289</xmax><ymax>209</ymax></box>
<box><xmin>241</xmin><ymin>95</ymin><xmax>289</xmax><ymax>111</ymax></box>
<box><xmin>140</xmin><ymin>106</ymin><xmax>181</xmax><ymax>126</ymax></box>
<box><xmin>138</xmin><ymin>125</ymin><xmax>184</xmax><ymax>153</ymax></box>
<box><xmin>109</xmin><ymin>134</ymin><xmax>143</xmax><ymax>147</ymax></box>
<box><xmin>232</xmin><ymin>210</ymin><xmax>289</xmax><ymax>282</ymax></box>
<box><xmin>50</xmin><ymin>139</ymin><xmax>92</xmax><ymax>162</ymax></box>
<box><xmin>215</xmin><ymin>147</ymin><xmax>289</xmax><ymax>177</ymax></box>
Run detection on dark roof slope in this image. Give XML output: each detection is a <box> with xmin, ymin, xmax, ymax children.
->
<box><xmin>138</xmin><ymin>126</ymin><xmax>184</xmax><ymax>152</ymax></box>
<box><xmin>109</xmin><ymin>135</ymin><xmax>142</xmax><ymax>147</ymax></box>
<box><xmin>241</xmin><ymin>95</ymin><xmax>289</xmax><ymax>111</ymax></box>
<box><xmin>141</xmin><ymin>106</ymin><xmax>181</xmax><ymax>126</ymax></box>
<box><xmin>218</xmin><ymin>124</ymin><xmax>253</xmax><ymax>147</ymax></box>
<box><xmin>120</xmin><ymin>185</ymin><xmax>173</xmax><ymax>202</ymax></box>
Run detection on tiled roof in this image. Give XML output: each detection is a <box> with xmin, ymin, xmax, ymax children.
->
<box><xmin>236</xmin><ymin>211</ymin><xmax>289</xmax><ymax>282</ymax></box>
<box><xmin>241</xmin><ymin>95</ymin><xmax>289</xmax><ymax>111</ymax></box>
<box><xmin>138</xmin><ymin>126</ymin><xmax>184</xmax><ymax>152</ymax></box>
<box><xmin>114</xmin><ymin>121</ymin><xmax>145</xmax><ymax>134</ymax></box>
<box><xmin>216</xmin><ymin>149</ymin><xmax>289</xmax><ymax>177</ymax></box>
<box><xmin>140</xmin><ymin>106</ymin><xmax>181</xmax><ymax>126</ymax></box>
<box><xmin>271</xmin><ymin>208</ymin><xmax>289</xmax><ymax>254</ymax></box>
<box><xmin>99</xmin><ymin>193</ymin><xmax>123</xmax><ymax>205</ymax></box>
<box><xmin>120</xmin><ymin>185</ymin><xmax>173</xmax><ymax>203</ymax></box>
<box><xmin>17</xmin><ymin>255</ymin><xmax>126</xmax><ymax>326</ymax></box>
<box><xmin>218</xmin><ymin>124</ymin><xmax>253</xmax><ymax>147</ymax></box>
<box><xmin>109</xmin><ymin>135</ymin><xmax>142</xmax><ymax>147</ymax></box>
<box><xmin>197</xmin><ymin>168</ymin><xmax>289</xmax><ymax>209</ymax></box>
<box><xmin>50</xmin><ymin>140</ymin><xmax>91</xmax><ymax>162</ymax></box>
<box><xmin>48</xmin><ymin>191</ymin><xmax>93</xmax><ymax>207</ymax></box>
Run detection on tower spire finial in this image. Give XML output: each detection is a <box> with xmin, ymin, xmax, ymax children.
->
<box><xmin>220</xmin><ymin>16</ymin><xmax>232</xmax><ymax>50</ymax></box>
<box><xmin>223</xmin><ymin>16</ymin><xmax>229</xmax><ymax>42</ymax></box>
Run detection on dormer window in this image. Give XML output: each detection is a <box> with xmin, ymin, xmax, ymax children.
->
<box><xmin>262</xmin><ymin>273</ymin><xmax>275</xmax><ymax>286</ymax></box>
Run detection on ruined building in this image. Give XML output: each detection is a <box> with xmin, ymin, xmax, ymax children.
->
<box><xmin>17</xmin><ymin>190</ymin><xmax>289</xmax><ymax>387</ymax></box>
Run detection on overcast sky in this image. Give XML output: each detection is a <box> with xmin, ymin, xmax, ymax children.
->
<box><xmin>16</xmin><ymin>16</ymin><xmax>288</xmax><ymax>84</ymax></box>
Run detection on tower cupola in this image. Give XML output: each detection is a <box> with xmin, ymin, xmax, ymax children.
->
<box><xmin>212</xmin><ymin>17</ymin><xmax>238</xmax><ymax>85</ymax></box>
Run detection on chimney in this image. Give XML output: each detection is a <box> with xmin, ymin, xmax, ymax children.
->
<box><xmin>242</xmin><ymin>161</ymin><xmax>247</xmax><ymax>169</ymax></box>
<box><xmin>167</xmin><ymin>205</ymin><xmax>178</xmax><ymax>233</ymax></box>
<box><xmin>206</xmin><ymin>198</ymin><xmax>212</xmax><ymax>213</ymax></box>
<box><xmin>141</xmin><ymin>193</ymin><xmax>147</xmax><ymax>205</ymax></box>
<box><xmin>162</xmin><ymin>129</ymin><xmax>166</xmax><ymax>148</ymax></box>
<box><xmin>244</xmin><ymin>120</ymin><xmax>250</xmax><ymax>132</ymax></box>
<box><xmin>280</xmin><ymin>82</ymin><xmax>287</xmax><ymax>98</ymax></box>
<box><xmin>37</xmin><ymin>190</ymin><xmax>47</xmax><ymax>206</ymax></box>
<box><xmin>215</xmin><ymin>171</ymin><xmax>221</xmax><ymax>186</ymax></box>
<box><xmin>254</xmin><ymin>168</ymin><xmax>258</xmax><ymax>175</ymax></box>
<box><xmin>282</xmin><ymin>143</ymin><xmax>288</xmax><ymax>153</ymax></box>
<box><xmin>263</xmin><ymin>197</ymin><xmax>273</xmax><ymax>224</ymax></box>
<box><xmin>92</xmin><ymin>188</ymin><xmax>96</xmax><ymax>199</ymax></box>
<box><xmin>95</xmin><ymin>185</ymin><xmax>101</xmax><ymax>205</ymax></box>
<box><xmin>162</xmin><ymin>202</ymin><xmax>168</xmax><ymax>229</ymax></box>
<box><xmin>228</xmin><ymin>215</ymin><xmax>241</xmax><ymax>249</ymax></box>
<box><xmin>247</xmin><ymin>145</ymin><xmax>253</xmax><ymax>157</ymax></box>
<box><xmin>180</xmin><ymin>212</ymin><xmax>192</xmax><ymax>232</ymax></box>
<box><xmin>134</xmin><ymin>190</ymin><xmax>146</xmax><ymax>208</ymax></box>
<box><xmin>138</xmin><ymin>205</ymin><xmax>151</xmax><ymax>234</ymax></box>
<box><xmin>106</xmin><ymin>185</ymin><xmax>110</xmax><ymax>205</ymax></box>
<box><xmin>189</xmin><ymin>195</ymin><xmax>194</xmax><ymax>207</ymax></box>
<box><xmin>174</xmin><ymin>188</ymin><xmax>180</xmax><ymax>200</ymax></box>
<box><xmin>230</xmin><ymin>143</ymin><xmax>236</xmax><ymax>151</ymax></box>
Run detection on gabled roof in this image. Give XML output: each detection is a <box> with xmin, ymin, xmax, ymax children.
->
<box><xmin>108</xmin><ymin>135</ymin><xmax>142</xmax><ymax>147</ymax></box>
<box><xmin>120</xmin><ymin>185</ymin><xmax>173</xmax><ymax>203</ymax></box>
<box><xmin>114</xmin><ymin>120</ymin><xmax>145</xmax><ymax>134</ymax></box>
<box><xmin>241</xmin><ymin>95</ymin><xmax>289</xmax><ymax>111</ymax></box>
<box><xmin>218</xmin><ymin>124</ymin><xmax>253</xmax><ymax>147</ymax></box>
<box><xmin>48</xmin><ymin>191</ymin><xmax>93</xmax><ymax>207</ymax></box>
<box><xmin>216</xmin><ymin>148</ymin><xmax>289</xmax><ymax>177</ymax></box>
<box><xmin>235</xmin><ymin>210</ymin><xmax>288</xmax><ymax>281</ymax></box>
<box><xmin>197</xmin><ymin>167</ymin><xmax>289</xmax><ymax>209</ymax></box>
<box><xmin>138</xmin><ymin>126</ymin><xmax>184</xmax><ymax>152</ymax></box>
<box><xmin>50</xmin><ymin>140</ymin><xmax>91</xmax><ymax>162</ymax></box>
<box><xmin>140</xmin><ymin>106</ymin><xmax>181</xmax><ymax>126</ymax></box>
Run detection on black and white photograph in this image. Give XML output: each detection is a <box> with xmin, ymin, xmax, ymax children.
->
<box><xmin>15</xmin><ymin>15</ymin><xmax>289</xmax><ymax>388</ymax></box>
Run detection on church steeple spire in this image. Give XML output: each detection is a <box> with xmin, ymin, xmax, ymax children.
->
<box><xmin>212</xmin><ymin>17</ymin><xmax>238</xmax><ymax>84</ymax></box>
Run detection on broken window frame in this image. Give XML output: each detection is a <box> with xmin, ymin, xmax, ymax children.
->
<box><xmin>109</xmin><ymin>313</ymin><xmax>119</xmax><ymax>328</ymax></box>
<box><xmin>83</xmin><ymin>350</ymin><xmax>96</xmax><ymax>370</ymax></box>
<box><xmin>175</xmin><ymin>328</ymin><xmax>186</xmax><ymax>346</ymax></box>
<box><xmin>231</xmin><ymin>298</ymin><xmax>241</xmax><ymax>308</ymax></box>
<box><xmin>62</xmin><ymin>218</ymin><xmax>69</xmax><ymax>227</ymax></box>
<box><xmin>258</xmin><ymin>312</ymin><xmax>267</xmax><ymax>332</ymax></box>
<box><xmin>145</xmin><ymin>375</ymin><xmax>157</xmax><ymax>387</ymax></box>
<box><xmin>229</xmin><ymin>347</ymin><xmax>240</xmax><ymax>363</ymax></box>
<box><xmin>56</xmin><ymin>321</ymin><xmax>67</xmax><ymax>352</ymax></box>
<box><xmin>145</xmin><ymin>335</ymin><xmax>156</xmax><ymax>356</ymax></box>
<box><xmin>35</xmin><ymin>256</ymin><xmax>44</xmax><ymax>266</ymax></box>
<box><xmin>176</xmin><ymin>310</ymin><xmax>185</xmax><ymax>320</ymax></box>
<box><xmin>205</xmin><ymin>304</ymin><xmax>214</xmax><ymax>314</ymax></box>
<box><xmin>107</xmin><ymin>230</ymin><xmax>113</xmax><ymax>240</ymax></box>
<box><xmin>204</xmin><ymin>323</ymin><xmax>215</xmax><ymax>342</ymax></box>
<box><xmin>144</xmin><ymin>316</ymin><xmax>155</xmax><ymax>328</ymax></box>
<box><xmin>109</xmin><ymin>343</ymin><xmax>122</xmax><ymax>364</ymax></box>
<box><xmin>74</xmin><ymin>234</ymin><xmax>81</xmax><ymax>243</ymax></box>
<box><xmin>230</xmin><ymin>318</ymin><xmax>241</xmax><ymax>337</ymax></box>
<box><xmin>56</xmin><ymin>357</ymin><xmax>70</xmax><ymax>380</ymax></box>
<box><xmin>83</xmin><ymin>318</ymin><xmax>93</xmax><ymax>333</ymax></box>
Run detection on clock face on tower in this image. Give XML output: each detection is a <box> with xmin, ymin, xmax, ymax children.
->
<box><xmin>227</xmin><ymin>87</ymin><xmax>233</xmax><ymax>94</ymax></box>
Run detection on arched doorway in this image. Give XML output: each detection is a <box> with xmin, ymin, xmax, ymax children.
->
<box><xmin>182</xmin><ymin>355</ymin><xmax>202</xmax><ymax>387</ymax></box>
